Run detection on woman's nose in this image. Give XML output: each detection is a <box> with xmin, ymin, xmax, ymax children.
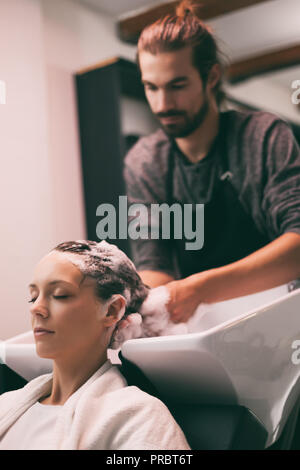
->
<box><xmin>30</xmin><ymin>297</ymin><xmax>49</xmax><ymax>318</ymax></box>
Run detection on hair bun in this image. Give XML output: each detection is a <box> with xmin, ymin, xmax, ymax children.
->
<box><xmin>176</xmin><ymin>0</ymin><xmax>203</xmax><ymax>19</ymax></box>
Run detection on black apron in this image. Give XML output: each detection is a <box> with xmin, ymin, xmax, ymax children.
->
<box><xmin>167</xmin><ymin>113</ymin><xmax>270</xmax><ymax>279</ymax></box>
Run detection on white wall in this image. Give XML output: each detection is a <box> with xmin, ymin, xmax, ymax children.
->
<box><xmin>0</xmin><ymin>0</ymin><xmax>136</xmax><ymax>340</ymax></box>
<box><xmin>41</xmin><ymin>0</ymin><xmax>136</xmax><ymax>244</ymax></box>
<box><xmin>225</xmin><ymin>76</ymin><xmax>300</xmax><ymax>125</ymax></box>
<box><xmin>0</xmin><ymin>0</ymin><xmax>53</xmax><ymax>340</ymax></box>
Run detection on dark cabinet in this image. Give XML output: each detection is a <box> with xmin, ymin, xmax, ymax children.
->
<box><xmin>75</xmin><ymin>57</ymin><xmax>154</xmax><ymax>257</ymax></box>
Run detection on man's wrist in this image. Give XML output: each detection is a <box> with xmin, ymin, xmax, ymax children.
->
<box><xmin>186</xmin><ymin>265</ymin><xmax>240</xmax><ymax>304</ymax></box>
<box><xmin>184</xmin><ymin>268</ymin><xmax>218</xmax><ymax>304</ymax></box>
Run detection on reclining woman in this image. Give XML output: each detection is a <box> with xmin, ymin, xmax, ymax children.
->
<box><xmin>0</xmin><ymin>240</ymin><xmax>190</xmax><ymax>450</ymax></box>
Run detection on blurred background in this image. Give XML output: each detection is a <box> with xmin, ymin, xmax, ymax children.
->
<box><xmin>0</xmin><ymin>0</ymin><xmax>299</xmax><ymax>339</ymax></box>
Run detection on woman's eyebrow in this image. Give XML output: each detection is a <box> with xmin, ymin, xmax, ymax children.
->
<box><xmin>28</xmin><ymin>280</ymin><xmax>76</xmax><ymax>288</ymax></box>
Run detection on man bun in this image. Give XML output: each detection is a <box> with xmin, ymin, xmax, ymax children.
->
<box><xmin>176</xmin><ymin>0</ymin><xmax>203</xmax><ymax>19</ymax></box>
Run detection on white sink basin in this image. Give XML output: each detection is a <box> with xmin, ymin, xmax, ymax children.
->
<box><xmin>122</xmin><ymin>284</ymin><xmax>300</xmax><ymax>446</ymax></box>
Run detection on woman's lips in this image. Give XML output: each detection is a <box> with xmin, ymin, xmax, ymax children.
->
<box><xmin>34</xmin><ymin>328</ymin><xmax>55</xmax><ymax>337</ymax></box>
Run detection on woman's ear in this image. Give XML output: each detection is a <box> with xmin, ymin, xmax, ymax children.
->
<box><xmin>103</xmin><ymin>295</ymin><xmax>126</xmax><ymax>328</ymax></box>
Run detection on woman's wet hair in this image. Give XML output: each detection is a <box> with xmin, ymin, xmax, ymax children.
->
<box><xmin>53</xmin><ymin>240</ymin><xmax>149</xmax><ymax>319</ymax></box>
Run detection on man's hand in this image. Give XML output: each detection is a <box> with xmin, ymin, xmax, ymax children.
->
<box><xmin>165</xmin><ymin>275</ymin><xmax>206</xmax><ymax>323</ymax></box>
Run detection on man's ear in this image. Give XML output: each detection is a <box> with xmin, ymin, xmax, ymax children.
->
<box><xmin>207</xmin><ymin>63</ymin><xmax>221</xmax><ymax>91</ymax></box>
<box><xmin>103</xmin><ymin>295</ymin><xmax>126</xmax><ymax>328</ymax></box>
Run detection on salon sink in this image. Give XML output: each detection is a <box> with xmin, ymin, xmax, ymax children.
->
<box><xmin>121</xmin><ymin>283</ymin><xmax>300</xmax><ymax>447</ymax></box>
<box><xmin>0</xmin><ymin>332</ymin><xmax>52</xmax><ymax>382</ymax></box>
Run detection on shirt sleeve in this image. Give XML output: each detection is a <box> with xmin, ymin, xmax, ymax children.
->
<box><xmin>123</xmin><ymin>159</ymin><xmax>177</xmax><ymax>277</ymax></box>
<box><xmin>261</xmin><ymin>120</ymin><xmax>300</xmax><ymax>240</ymax></box>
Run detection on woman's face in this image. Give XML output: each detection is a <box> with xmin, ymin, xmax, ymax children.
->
<box><xmin>29</xmin><ymin>251</ymin><xmax>112</xmax><ymax>361</ymax></box>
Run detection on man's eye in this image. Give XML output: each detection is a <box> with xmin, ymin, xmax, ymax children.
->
<box><xmin>171</xmin><ymin>84</ymin><xmax>186</xmax><ymax>90</ymax></box>
<box><xmin>144</xmin><ymin>84</ymin><xmax>157</xmax><ymax>91</ymax></box>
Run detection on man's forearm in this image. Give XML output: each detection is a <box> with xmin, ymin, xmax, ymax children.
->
<box><xmin>138</xmin><ymin>270</ymin><xmax>175</xmax><ymax>288</ymax></box>
<box><xmin>189</xmin><ymin>232</ymin><xmax>300</xmax><ymax>304</ymax></box>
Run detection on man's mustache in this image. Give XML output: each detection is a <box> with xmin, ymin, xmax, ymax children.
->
<box><xmin>156</xmin><ymin>111</ymin><xmax>186</xmax><ymax>118</ymax></box>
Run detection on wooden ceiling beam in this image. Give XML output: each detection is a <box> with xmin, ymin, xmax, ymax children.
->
<box><xmin>118</xmin><ymin>0</ymin><xmax>272</xmax><ymax>44</ymax></box>
<box><xmin>226</xmin><ymin>44</ymin><xmax>300</xmax><ymax>83</ymax></box>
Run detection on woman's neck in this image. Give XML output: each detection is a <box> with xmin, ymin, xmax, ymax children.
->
<box><xmin>40</xmin><ymin>346</ymin><xmax>108</xmax><ymax>406</ymax></box>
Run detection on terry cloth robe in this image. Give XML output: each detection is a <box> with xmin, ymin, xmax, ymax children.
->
<box><xmin>0</xmin><ymin>360</ymin><xmax>190</xmax><ymax>450</ymax></box>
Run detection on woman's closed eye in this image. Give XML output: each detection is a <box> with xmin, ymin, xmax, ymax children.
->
<box><xmin>28</xmin><ymin>295</ymin><xmax>70</xmax><ymax>303</ymax></box>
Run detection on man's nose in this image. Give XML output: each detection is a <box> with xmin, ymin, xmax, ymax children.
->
<box><xmin>156</xmin><ymin>90</ymin><xmax>175</xmax><ymax>114</ymax></box>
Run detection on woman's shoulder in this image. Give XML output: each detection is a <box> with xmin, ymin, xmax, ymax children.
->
<box><xmin>0</xmin><ymin>373</ymin><xmax>53</xmax><ymax>428</ymax></box>
<box><xmin>74</xmin><ymin>365</ymin><xmax>190</xmax><ymax>450</ymax></box>
<box><xmin>88</xmin><ymin>364</ymin><xmax>157</xmax><ymax>401</ymax></box>
<box><xmin>95</xmin><ymin>365</ymin><xmax>170</xmax><ymax>412</ymax></box>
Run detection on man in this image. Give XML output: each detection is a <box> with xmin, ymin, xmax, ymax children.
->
<box><xmin>123</xmin><ymin>0</ymin><xmax>300</xmax><ymax>323</ymax></box>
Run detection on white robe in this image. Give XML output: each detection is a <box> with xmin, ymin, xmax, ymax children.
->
<box><xmin>0</xmin><ymin>360</ymin><xmax>190</xmax><ymax>450</ymax></box>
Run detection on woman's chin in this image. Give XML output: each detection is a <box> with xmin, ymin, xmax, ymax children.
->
<box><xmin>35</xmin><ymin>343</ymin><xmax>55</xmax><ymax>360</ymax></box>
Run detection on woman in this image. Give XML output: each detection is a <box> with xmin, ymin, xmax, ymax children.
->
<box><xmin>0</xmin><ymin>240</ymin><xmax>190</xmax><ymax>450</ymax></box>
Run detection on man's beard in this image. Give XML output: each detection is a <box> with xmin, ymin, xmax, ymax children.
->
<box><xmin>157</xmin><ymin>94</ymin><xmax>209</xmax><ymax>138</ymax></box>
